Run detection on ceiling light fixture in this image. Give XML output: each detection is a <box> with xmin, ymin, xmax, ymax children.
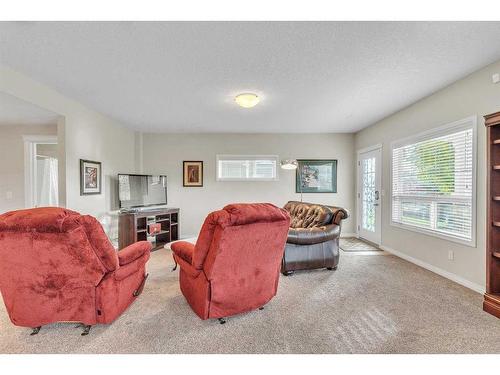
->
<box><xmin>235</xmin><ymin>93</ymin><xmax>260</xmax><ymax>108</ymax></box>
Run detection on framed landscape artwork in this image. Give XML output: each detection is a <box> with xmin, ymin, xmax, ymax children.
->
<box><xmin>296</xmin><ymin>159</ymin><xmax>337</xmax><ymax>193</ymax></box>
<box><xmin>183</xmin><ymin>161</ymin><xmax>203</xmax><ymax>187</ymax></box>
<box><xmin>80</xmin><ymin>159</ymin><xmax>102</xmax><ymax>195</ymax></box>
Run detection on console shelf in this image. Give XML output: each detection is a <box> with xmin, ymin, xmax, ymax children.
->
<box><xmin>484</xmin><ymin>110</ymin><xmax>500</xmax><ymax>319</ymax></box>
<box><xmin>118</xmin><ymin>207</ymin><xmax>180</xmax><ymax>252</ymax></box>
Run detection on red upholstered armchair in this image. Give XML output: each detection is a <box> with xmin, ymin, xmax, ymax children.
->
<box><xmin>0</xmin><ymin>207</ymin><xmax>151</xmax><ymax>335</ymax></box>
<box><xmin>170</xmin><ymin>203</ymin><xmax>290</xmax><ymax>323</ymax></box>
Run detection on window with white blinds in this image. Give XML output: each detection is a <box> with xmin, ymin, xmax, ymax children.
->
<box><xmin>216</xmin><ymin>155</ymin><xmax>278</xmax><ymax>181</ymax></box>
<box><xmin>391</xmin><ymin>117</ymin><xmax>476</xmax><ymax>245</ymax></box>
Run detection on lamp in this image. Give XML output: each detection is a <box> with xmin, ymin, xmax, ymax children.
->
<box><xmin>280</xmin><ymin>159</ymin><xmax>298</xmax><ymax>170</ymax></box>
<box><xmin>280</xmin><ymin>159</ymin><xmax>303</xmax><ymax>202</ymax></box>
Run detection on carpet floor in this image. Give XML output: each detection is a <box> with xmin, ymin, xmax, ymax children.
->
<box><xmin>1</xmin><ymin>249</ymin><xmax>499</xmax><ymax>354</ymax></box>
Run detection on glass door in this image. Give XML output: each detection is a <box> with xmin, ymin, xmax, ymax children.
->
<box><xmin>357</xmin><ymin>147</ymin><xmax>382</xmax><ymax>244</ymax></box>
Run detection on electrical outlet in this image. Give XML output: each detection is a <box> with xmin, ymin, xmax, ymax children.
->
<box><xmin>448</xmin><ymin>250</ymin><xmax>454</xmax><ymax>261</ymax></box>
<box><xmin>5</xmin><ymin>191</ymin><xmax>13</xmax><ymax>200</ymax></box>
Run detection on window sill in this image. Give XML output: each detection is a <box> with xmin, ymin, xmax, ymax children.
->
<box><xmin>390</xmin><ymin>221</ymin><xmax>476</xmax><ymax>248</ymax></box>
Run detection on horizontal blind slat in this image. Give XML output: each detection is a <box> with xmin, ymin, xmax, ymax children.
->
<box><xmin>391</xmin><ymin>125</ymin><xmax>474</xmax><ymax>241</ymax></box>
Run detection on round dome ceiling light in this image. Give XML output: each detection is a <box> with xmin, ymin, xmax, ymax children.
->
<box><xmin>235</xmin><ymin>93</ymin><xmax>260</xmax><ymax>108</ymax></box>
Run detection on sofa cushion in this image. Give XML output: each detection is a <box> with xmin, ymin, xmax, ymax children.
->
<box><xmin>284</xmin><ymin>201</ymin><xmax>333</xmax><ymax>228</ymax></box>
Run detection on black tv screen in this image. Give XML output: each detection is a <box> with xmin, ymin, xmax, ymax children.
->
<box><xmin>118</xmin><ymin>174</ymin><xmax>167</xmax><ymax>209</ymax></box>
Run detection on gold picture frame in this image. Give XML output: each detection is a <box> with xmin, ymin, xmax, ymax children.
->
<box><xmin>183</xmin><ymin>161</ymin><xmax>203</xmax><ymax>187</ymax></box>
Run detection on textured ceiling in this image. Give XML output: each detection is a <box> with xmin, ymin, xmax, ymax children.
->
<box><xmin>0</xmin><ymin>91</ymin><xmax>58</xmax><ymax>126</ymax></box>
<box><xmin>1</xmin><ymin>21</ymin><xmax>500</xmax><ymax>133</ymax></box>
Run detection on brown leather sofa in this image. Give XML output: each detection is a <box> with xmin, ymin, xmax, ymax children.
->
<box><xmin>281</xmin><ymin>201</ymin><xmax>349</xmax><ymax>275</ymax></box>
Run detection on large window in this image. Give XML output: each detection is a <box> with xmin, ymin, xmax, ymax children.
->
<box><xmin>391</xmin><ymin>117</ymin><xmax>476</xmax><ymax>245</ymax></box>
<box><xmin>216</xmin><ymin>155</ymin><xmax>278</xmax><ymax>181</ymax></box>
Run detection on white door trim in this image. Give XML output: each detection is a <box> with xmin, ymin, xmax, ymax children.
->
<box><xmin>356</xmin><ymin>144</ymin><xmax>383</xmax><ymax>245</ymax></box>
<box><xmin>357</xmin><ymin>143</ymin><xmax>383</xmax><ymax>155</ymax></box>
<box><xmin>23</xmin><ymin>135</ymin><xmax>58</xmax><ymax>208</ymax></box>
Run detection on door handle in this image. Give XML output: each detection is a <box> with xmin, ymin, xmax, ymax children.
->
<box><xmin>375</xmin><ymin>191</ymin><xmax>380</xmax><ymax>200</ymax></box>
<box><xmin>373</xmin><ymin>203</ymin><xmax>379</xmax><ymax>207</ymax></box>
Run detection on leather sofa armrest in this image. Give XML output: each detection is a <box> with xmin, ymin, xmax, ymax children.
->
<box><xmin>331</xmin><ymin>208</ymin><xmax>349</xmax><ymax>225</ymax></box>
<box><xmin>287</xmin><ymin>224</ymin><xmax>341</xmax><ymax>245</ymax></box>
<box><xmin>118</xmin><ymin>241</ymin><xmax>152</xmax><ymax>266</ymax></box>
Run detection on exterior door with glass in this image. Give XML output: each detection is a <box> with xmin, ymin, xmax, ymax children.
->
<box><xmin>357</xmin><ymin>147</ymin><xmax>382</xmax><ymax>245</ymax></box>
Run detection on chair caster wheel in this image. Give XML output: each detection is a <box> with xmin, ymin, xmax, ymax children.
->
<box><xmin>218</xmin><ymin>318</ymin><xmax>226</xmax><ymax>324</ymax></box>
<box><xmin>282</xmin><ymin>271</ymin><xmax>294</xmax><ymax>276</ymax></box>
<box><xmin>258</xmin><ymin>306</ymin><xmax>264</xmax><ymax>310</ymax></box>
<box><xmin>75</xmin><ymin>323</ymin><xmax>92</xmax><ymax>336</ymax></box>
<box><xmin>326</xmin><ymin>266</ymin><xmax>337</xmax><ymax>271</ymax></box>
<box><xmin>30</xmin><ymin>326</ymin><xmax>41</xmax><ymax>336</ymax></box>
<box><xmin>81</xmin><ymin>325</ymin><xmax>92</xmax><ymax>336</ymax></box>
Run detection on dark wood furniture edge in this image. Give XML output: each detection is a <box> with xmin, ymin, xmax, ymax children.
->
<box><xmin>483</xmin><ymin>293</ymin><xmax>500</xmax><ymax>318</ymax></box>
<box><xmin>484</xmin><ymin>110</ymin><xmax>500</xmax><ymax>319</ymax></box>
<box><xmin>118</xmin><ymin>208</ymin><xmax>180</xmax><ymax>252</ymax></box>
<box><xmin>485</xmin><ymin>111</ymin><xmax>500</xmax><ymax>127</ymax></box>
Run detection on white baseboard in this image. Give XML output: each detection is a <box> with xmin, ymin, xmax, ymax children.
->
<box><xmin>379</xmin><ymin>244</ymin><xmax>485</xmax><ymax>294</ymax></box>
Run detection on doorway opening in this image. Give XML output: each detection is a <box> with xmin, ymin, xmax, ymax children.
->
<box><xmin>24</xmin><ymin>135</ymin><xmax>59</xmax><ymax>208</ymax></box>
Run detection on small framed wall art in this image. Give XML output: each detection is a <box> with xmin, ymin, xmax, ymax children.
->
<box><xmin>183</xmin><ymin>161</ymin><xmax>203</xmax><ymax>187</ymax></box>
<box><xmin>80</xmin><ymin>159</ymin><xmax>102</xmax><ymax>195</ymax></box>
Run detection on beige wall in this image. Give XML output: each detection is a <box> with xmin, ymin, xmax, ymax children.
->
<box><xmin>355</xmin><ymin>60</ymin><xmax>500</xmax><ymax>292</ymax></box>
<box><xmin>0</xmin><ymin>66</ymin><xmax>138</xmax><ymax>219</ymax></box>
<box><xmin>0</xmin><ymin>124</ymin><xmax>57</xmax><ymax>212</ymax></box>
<box><xmin>141</xmin><ymin>133</ymin><xmax>355</xmax><ymax>237</ymax></box>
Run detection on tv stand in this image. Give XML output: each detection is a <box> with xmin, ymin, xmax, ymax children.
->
<box><xmin>118</xmin><ymin>207</ymin><xmax>180</xmax><ymax>251</ymax></box>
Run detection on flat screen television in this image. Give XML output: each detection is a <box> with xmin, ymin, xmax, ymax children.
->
<box><xmin>118</xmin><ymin>174</ymin><xmax>167</xmax><ymax>209</ymax></box>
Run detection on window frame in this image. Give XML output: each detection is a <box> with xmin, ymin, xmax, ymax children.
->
<box><xmin>389</xmin><ymin>115</ymin><xmax>477</xmax><ymax>247</ymax></box>
<box><xmin>216</xmin><ymin>154</ymin><xmax>280</xmax><ymax>182</ymax></box>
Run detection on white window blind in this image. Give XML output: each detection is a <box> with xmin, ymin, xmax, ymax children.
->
<box><xmin>391</xmin><ymin>118</ymin><xmax>476</xmax><ymax>244</ymax></box>
<box><xmin>216</xmin><ymin>155</ymin><xmax>278</xmax><ymax>181</ymax></box>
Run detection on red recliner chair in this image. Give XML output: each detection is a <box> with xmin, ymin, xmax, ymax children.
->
<box><xmin>0</xmin><ymin>207</ymin><xmax>151</xmax><ymax>335</ymax></box>
<box><xmin>170</xmin><ymin>203</ymin><xmax>290</xmax><ymax>323</ymax></box>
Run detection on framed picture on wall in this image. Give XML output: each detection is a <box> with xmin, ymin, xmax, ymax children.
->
<box><xmin>183</xmin><ymin>161</ymin><xmax>203</xmax><ymax>187</ymax></box>
<box><xmin>296</xmin><ymin>159</ymin><xmax>337</xmax><ymax>193</ymax></box>
<box><xmin>80</xmin><ymin>159</ymin><xmax>102</xmax><ymax>195</ymax></box>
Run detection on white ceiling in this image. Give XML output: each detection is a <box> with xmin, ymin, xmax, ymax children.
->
<box><xmin>0</xmin><ymin>91</ymin><xmax>59</xmax><ymax>126</ymax></box>
<box><xmin>1</xmin><ymin>22</ymin><xmax>500</xmax><ymax>133</ymax></box>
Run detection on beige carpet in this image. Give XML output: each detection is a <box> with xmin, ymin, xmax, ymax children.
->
<box><xmin>1</xmin><ymin>249</ymin><xmax>499</xmax><ymax>354</ymax></box>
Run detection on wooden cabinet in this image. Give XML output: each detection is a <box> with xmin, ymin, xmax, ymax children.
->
<box><xmin>484</xmin><ymin>111</ymin><xmax>500</xmax><ymax>318</ymax></box>
<box><xmin>118</xmin><ymin>208</ymin><xmax>180</xmax><ymax>251</ymax></box>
